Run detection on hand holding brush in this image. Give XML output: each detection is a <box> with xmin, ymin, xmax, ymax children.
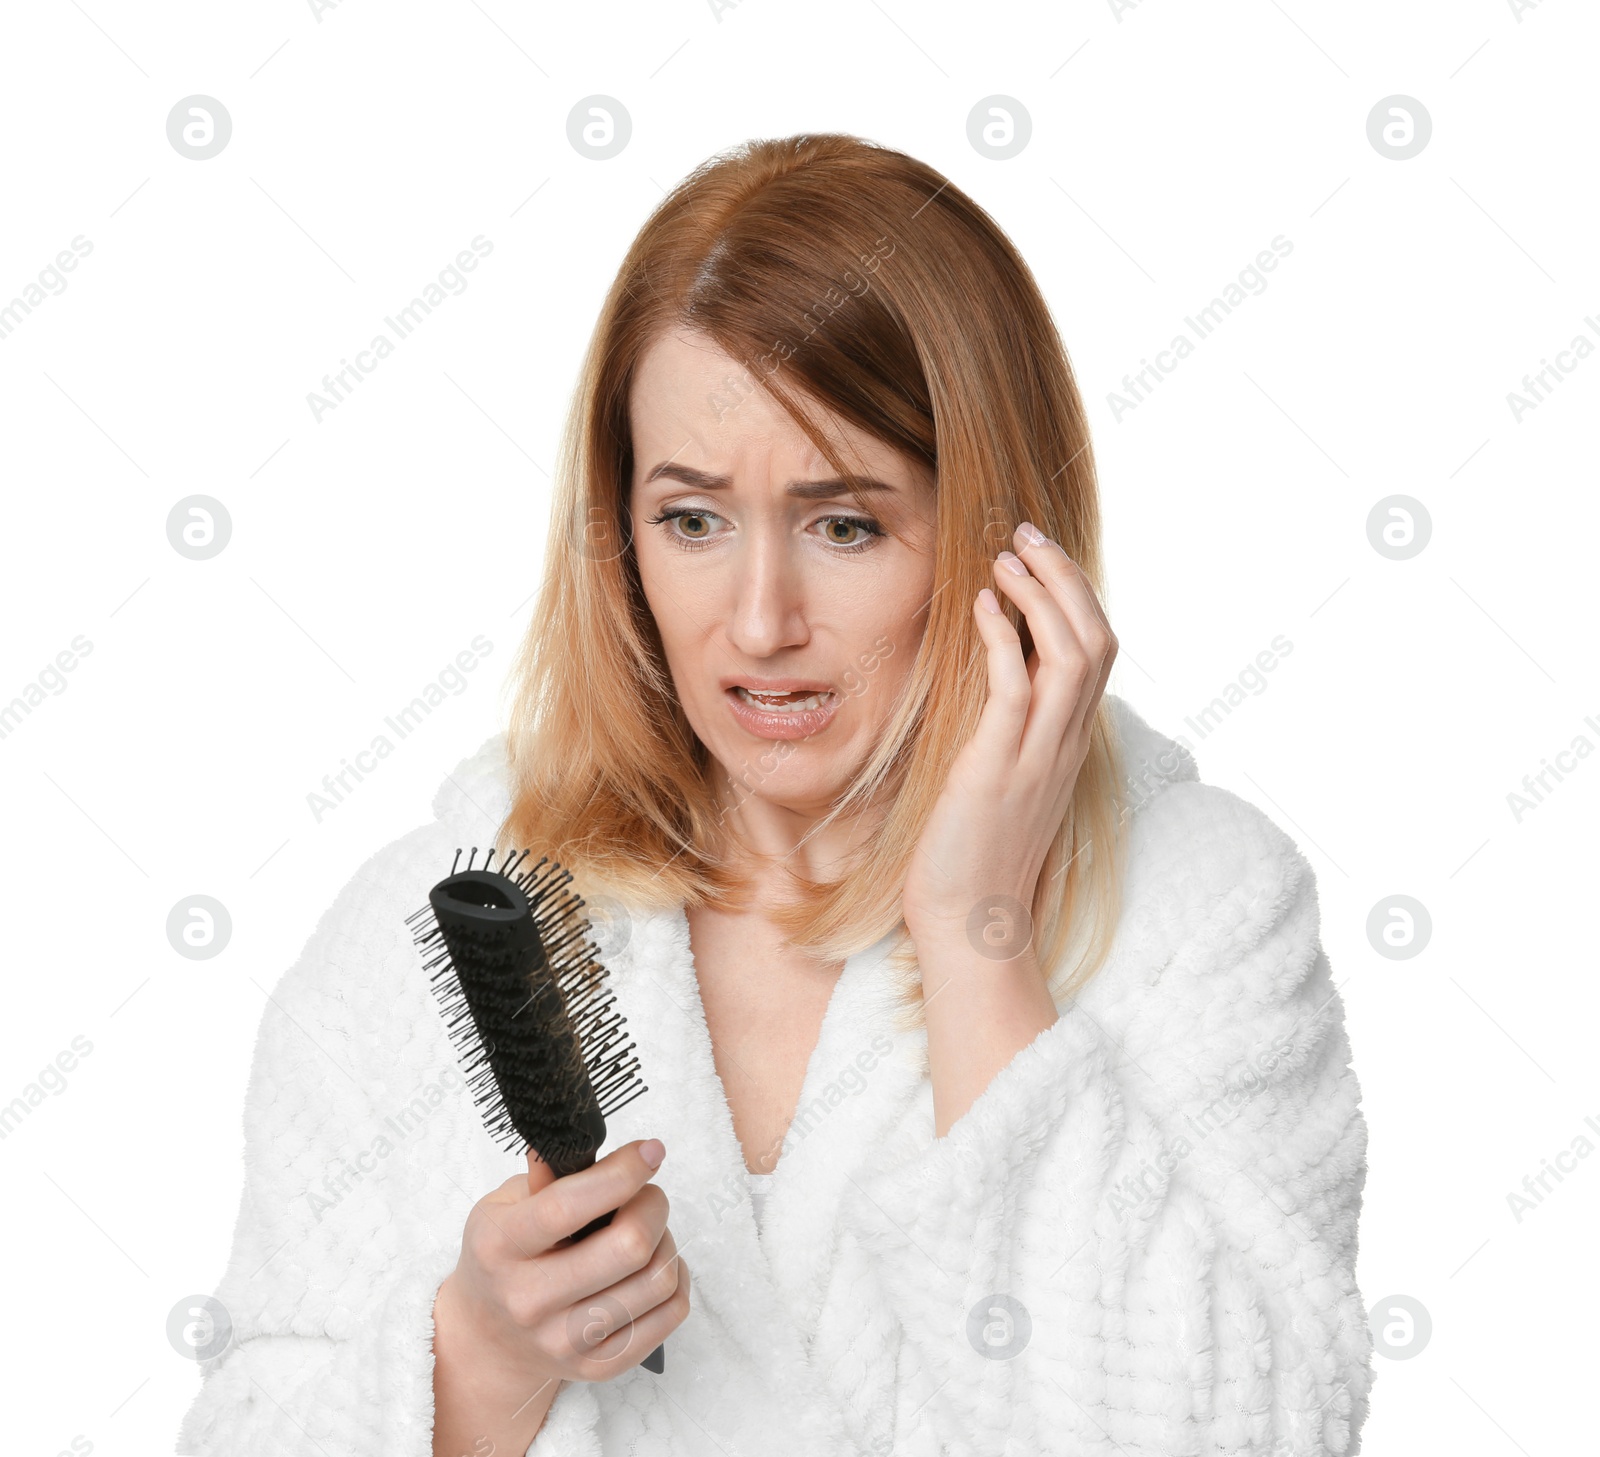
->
<box><xmin>413</xmin><ymin>848</ymin><xmax>686</xmax><ymax>1451</ymax></box>
<box><xmin>430</xmin><ymin>1137</ymin><xmax>689</xmax><ymax>1453</ymax></box>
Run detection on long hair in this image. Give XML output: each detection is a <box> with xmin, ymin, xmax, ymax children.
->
<box><xmin>498</xmin><ymin>132</ymin><xmax>1129</xmax><ymax>1025</ymax></box>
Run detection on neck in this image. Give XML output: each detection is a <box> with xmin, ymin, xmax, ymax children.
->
<box><xmin>706</xmin><ymin>765</ymin><xmax>887</xmax><ymax>892</ymax></box>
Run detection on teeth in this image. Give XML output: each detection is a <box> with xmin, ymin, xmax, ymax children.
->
<box><xmin>735</xmin><ymin>687</ymin><xmax>833</xmax><ymax>712</ymax></box>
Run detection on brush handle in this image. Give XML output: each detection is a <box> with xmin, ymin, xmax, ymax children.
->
<box><xmin>564</xmin><ymin>1204</ymin><xmax>667</xmax><ymax>1373</ymax></box>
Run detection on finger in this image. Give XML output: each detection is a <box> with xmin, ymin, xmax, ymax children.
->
<box><xmin>558</xmin><ymin>1221</ymin><xmax>682</xmax><ymax>1344</ymax></box>
<box><xmin>569</xmin><ymin>1261</ymin><xmax>692</xmax><ymax>1381</ymax></box>
<box><xmin>971</xmin><ymin>585</ymin><xmax>1032</xmax><ymax>759</ymax></box>
<box><xmin>490</xmin><ymin>1139</ymin><xmax>665</xmax><ymax>1261</ymax></box>
<box><xmin>518</xmin><ymin>1181</ymin><xmax>671</xmax><ymax>1315</ymax></box>
<box><xmin>520</xmin><ymin>1148</ymin><xmax>575</xmax><ymax>1253</ymax></box>
<box><xmin>531</xmin><ymin>1140</ymin><xmax>665</xmax><ymax>1248</ymax></box>
<box><xmin>482</xmin><ymin>1169</ymin><xmax>536</xmax><ymax>1207</ymax></box>
<box><xmin>466</xmin><ymin>1164</ymin><xmax>557</xmax><ymax>1271</ymax></box>
<box><xmin>1008</xmin><ymin>525</ymin><xmax>1117</xmax><ymax>745</ymax></box>
<box><xmin>1015</xmin><ymin>522</ymin><xmax>1114</xmax><ymax>634</ymax></box>
<box><xmin>526</xmin><ymin>1146</ymin><xmax>559</xmax><ymax>1197</ymax></box>
<box><xmin>987</xmin><ymin>549</ymin><xmax>1090</xmax><ymax>764</ymax></box>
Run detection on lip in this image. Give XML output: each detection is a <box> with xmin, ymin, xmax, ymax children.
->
<box><xmin>717</xmin><ymin>675</ymin><xmax>836</xmax><ymax>694</ymax></box>
<box><xmin>723</xmin><ymin>684</ymin><xmax>842</xmax><ymax>741</ymax></box>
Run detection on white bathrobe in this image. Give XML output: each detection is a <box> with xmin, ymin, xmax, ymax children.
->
<box><xmin>176</xmin><ymin>694</ymin><xmax>1374</xmax><ymax>1456</ymax></box>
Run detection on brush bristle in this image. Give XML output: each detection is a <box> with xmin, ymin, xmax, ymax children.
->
<box><xmin>408</xmin><ymin>845</ymin><xmax>648</xmax><ymax>1176</ymax></box>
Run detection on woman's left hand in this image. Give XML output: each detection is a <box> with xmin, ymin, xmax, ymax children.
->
<box><xmin>901</xmin><ymin>520</ymin><xmax>1118</xmax><ymax>955</ymax></box>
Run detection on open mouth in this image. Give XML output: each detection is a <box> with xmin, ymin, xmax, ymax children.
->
<box><xmin>723</xmin><ymin>684</ymin><xmax>843</xmax><ymax>740</ymax></box>
<box><xmin>731</xmin><ymin>686</ymin><xmax>837</xmax><ymax>713</ymax></box>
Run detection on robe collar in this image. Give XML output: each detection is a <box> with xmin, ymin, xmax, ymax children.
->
<box><xmin>597</xmin><ymin>898</ymin><xmax>930</xmax><ymax>1372</ymax></box>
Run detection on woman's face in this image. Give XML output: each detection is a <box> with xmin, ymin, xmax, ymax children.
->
<box><xmin>628</xmin><ymin>327</ymin><xmax>937</xmax><ymax>820</ymax></box>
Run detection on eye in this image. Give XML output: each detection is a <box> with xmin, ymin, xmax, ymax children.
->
<box><xmin>814</xmin><ymin>515</ymin><xmax>884</xmax><ymax>553</ymax></box>
<box><xmin>644</xmin><ymin>505</ymin><xmax>724</xmax><ymax>551</ymax></box>
<box><xmin>643</xmin><ymin>506</ymin><xmax>886</xmax><ymax>555</ymax></box>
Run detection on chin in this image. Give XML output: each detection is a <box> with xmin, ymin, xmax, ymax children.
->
<box><xmin>706</xmin><ymin>740</ymin><xmax>848</xmax><ymax>807</ymax></box>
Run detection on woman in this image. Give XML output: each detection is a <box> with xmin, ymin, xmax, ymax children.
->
<box><xmin>178</xmin><ymin>134</ymin><xmax>1373</xmax><ymax>1456</ymax></box>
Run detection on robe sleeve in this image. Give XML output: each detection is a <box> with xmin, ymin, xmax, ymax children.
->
<box><xmin>836</xmin><ymin>785</ymin><xmax>1375</xmax><ymax>1456</ymax></box>
<box><xmin>172</xmin><ymin>840</ymin><xmax>465</xmax><ymax>1455</ymax></box>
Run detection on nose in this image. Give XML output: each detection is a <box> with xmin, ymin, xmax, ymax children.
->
<box><xmin>723</xmin><ymin>526</ymin><xmax>811</xmax><ymax>659</ymax></box>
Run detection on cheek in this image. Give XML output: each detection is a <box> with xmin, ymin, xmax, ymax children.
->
<box><xmin>838</xmin><ymin>593</ymin><xmax>928</xmax><ymax>702</ymax></box>
<box><xmin>877</xmin><ymin>575</ymin><xmax>934</xmax><ymax>653</ymax></box>
<box><xmin>636</xmin><ymin>571</ymin><xmax>729</xmax><ymax>720</ymax></box>
<box><xmin>636</xmin><ymin>548</ymin><xmax>702</xmax><ymax>651</ymax></box>
<box><xmin>639</xmin><ymin>537</ymin><xmax>719</xmax><ymax>612</ymax></box>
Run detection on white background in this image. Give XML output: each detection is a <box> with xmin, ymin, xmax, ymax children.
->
<box><xmin>1</xmin><ymin>0</ymin><xmax>1594</xmax><ymax>1452</ymax></box>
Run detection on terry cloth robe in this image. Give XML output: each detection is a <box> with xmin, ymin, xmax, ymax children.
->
<box><xmin>176</xmin><ymin>692</ymin><xmax>1375</xmax><ymax>1457</ymax></box>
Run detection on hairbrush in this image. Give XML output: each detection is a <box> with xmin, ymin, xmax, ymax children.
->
<box><xmin>407</xmin><ymin>845</ymin><xmax>664</xmax><ymax>1374</ymax></box>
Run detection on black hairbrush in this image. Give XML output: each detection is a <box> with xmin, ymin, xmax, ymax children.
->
<box><xmin>407</xmin><ymin>845</ymin><xmax>664</xmax><ymax>1374</ymax></box>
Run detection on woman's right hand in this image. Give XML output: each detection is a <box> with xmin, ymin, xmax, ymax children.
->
<box><xmin>431</xmin><ymin>1138</ymin><xmax>689</xmax><ymax>1454</ymax></box>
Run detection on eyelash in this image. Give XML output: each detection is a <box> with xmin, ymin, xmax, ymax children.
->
<box><xmin>643</xmin><ymin>506</ymin><xmax>885</xmax><ymax>555</ymax></box>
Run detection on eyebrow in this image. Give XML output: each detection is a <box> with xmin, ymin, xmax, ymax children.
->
<box><xmin>642</xmin><ymin>462</ymin><xmax>897</xmax><ymax>501</ymax></box>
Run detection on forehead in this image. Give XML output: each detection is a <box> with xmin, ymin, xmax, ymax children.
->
<box><xmin>628</xmin><ymin>327</ymin><xmax>903</xmax><ymax>480</ymax></box>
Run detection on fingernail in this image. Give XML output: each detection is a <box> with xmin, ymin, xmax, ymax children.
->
<box><xmin>978</xmin><ymin>587</ymin><xmax>1001</xmax><ymax>614</ymax></box>
<box><xmin>997</xmin><ymin>550</ymin><xmax>1028</xmax><ymax>577</ymax></box>
<box><xmin>641</xmin><ymin>1139</ymin><xmax>665</xmax><ymax>1169</ymax></box>
<box><xmin>1015</xmin><ymin>521</ymin><xmax>1048</xmax><ymax>548</ymax></box>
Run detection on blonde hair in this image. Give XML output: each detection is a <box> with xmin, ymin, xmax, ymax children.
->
<box><xmin>499</xmin><ymin>132</ymin><xmax>1129</xmax><ymax>1026</ymax></box>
